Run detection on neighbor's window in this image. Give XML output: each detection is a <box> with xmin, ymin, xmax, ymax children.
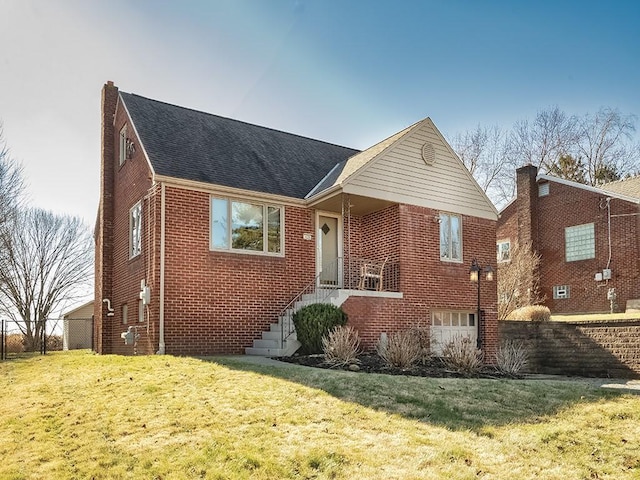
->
<box><xmin>122</xmin><ymin>304</ymin><xmax>128</xmax><ymax>325</ymax></box>
<box><xmin>497</xmin><ymin>240</ymin><xmax>511</xmax><ymax>262</ymax></box>
<box><xmin>538</xmin><ymin>182</ymin><xmax>549</xmax><ymax>197</ymax></box>
<box><xmin>440</xmin><ymin>213</ymin><xmax>462</xmax><ymax>262</ymax></box>
<box><xmin>211</xmin><ymin>197</ymin><xmax>283</xmax><ymax>255</ymax></box>
<box><xmin>129</xmin><ymin>201</ymin><xmax>142</xmax><ymax>258</ymax></box>
<box><xmin>119</xmin><ymin>125</ymin><xmax>127</xmax><ymax>166</ymax></box>
<box><xmin>565</xmin><ymin>223</ymin><xmax>594</xmax><ymax>262</ymax></box>
<box><xmin>553</xmin><ymin>285</ymin><xmax>570</xmax><ymax>299</ymax></box>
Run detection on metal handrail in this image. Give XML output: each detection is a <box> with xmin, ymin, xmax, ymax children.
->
<box><xmin>280</xmin><ymin>257</ymin><xmax>342</xmax><ymax>346</ymax></box>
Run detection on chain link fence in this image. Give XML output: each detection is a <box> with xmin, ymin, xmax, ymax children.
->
<box><xmin>0</xmin><ymin>317</ymin><xmax>93</xmax><ymax>360</ymax></box>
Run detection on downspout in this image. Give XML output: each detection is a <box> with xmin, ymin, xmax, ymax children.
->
<box><xmin>157</xmin><ymin>183</ymin><xmax>166</xmax><ymax>354</ymax></box>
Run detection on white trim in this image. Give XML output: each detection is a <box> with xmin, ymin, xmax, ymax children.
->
<box><xmin>155</xmin><ymin>174</ymin><xmax>305</xmax><ymax>207</ymax></box>
<box><xmin>537</xmin><ymin>174</ymin><xmax>640</xmax><ymax>204</ymax></box>
<box><xmin>157</xmin><ymin>183</ymin><xmax>166</xmax><ymax>355</ymax></box>
<box><xmin>316</xmin><ymin>210</ymin><xmax>343</xmax><ymax>287</ymax></box>
<box><xmin>118</xmin><ymin>93</ymin><xmax>156</xmax><ymax>178</ymax></box>
<box><xmin>209</xmin><ymin>196</ymin><xmax>285</xmax><ymax>257</ymax></box>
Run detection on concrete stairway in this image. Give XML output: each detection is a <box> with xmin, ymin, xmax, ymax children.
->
<box><xmin>245</xmin><ymin>289</ymin><xmax>347</xmax><ymax>357</ymax></box>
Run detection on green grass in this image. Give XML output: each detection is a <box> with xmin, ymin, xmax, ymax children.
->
<box><xmin>0</xmin><ymin>351</ymin><xmax>638</xmax><ymax>479</ymax></box>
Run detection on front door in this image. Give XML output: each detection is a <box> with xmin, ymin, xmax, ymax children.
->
<box><xmin>317</xmin><ymin>213</ymin><xmax>341</xmax><ymax>287</ymax></box>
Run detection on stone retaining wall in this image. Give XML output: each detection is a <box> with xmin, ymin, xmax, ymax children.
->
<box><xmin>499</xmin><ymin>319</ymin><xmax>640</xmax><ymax>378</ymax></box>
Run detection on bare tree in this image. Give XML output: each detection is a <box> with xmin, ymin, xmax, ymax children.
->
<box><xmin>450</xmin><ymin>124</ymin><xmax>514</xmax><ymax>208</ymax></box>
<box><xmin>509</xmin><ymin>106</ymin><xmax>579</xmax><ymax>172</ymax></box>
<box><xmin>576</xmin><ymin>107</ymin><xmax>640</xmax><ymax>186</ymax></box>
<box><xmin>0</xmin><ymin>209</ymin><xmax>93</xmax><ymax>351</ymax></box>
<box><xmin>497</xmin><ymin>242</ymin><xmax>543</xmax><ymax>321</ymax></box>
<box><xmin>0</xmin><ymin>122</ymin><xmax>24</xmax><ymax>230</ymax></box>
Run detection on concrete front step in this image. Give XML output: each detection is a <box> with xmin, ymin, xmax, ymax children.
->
<box><xmin>245</xmin><ymin>338</ymin><xmax>301</xmax><ymax>357</ymax></box>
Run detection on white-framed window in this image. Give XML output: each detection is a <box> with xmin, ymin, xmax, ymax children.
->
<box><xmin>138</xmin><ymin>299</ymin><xmax>144</xmax><ymax>323</ymax></box>
<box><xmin>122</xmin><ymin>304</ymin><xmax>128</xmax><ymax>325</ymax></box>
<box><xmin>565</xmin><ymin>223</ymin><xmax>594</xmax><ymax>262</ymax></box>
<box><xmin>497</xmin><ymin>240</ymin><xmax>511</xmax><ymax>262</ymax></box>
<box><xmin>432</xmin><ymin>311</ymin><xmax>476</xmax><ymax>327</ymax></box>
<box><xmin>553</xmin><ymin>285</ymin><xmax>570</xmax><ymax>299</ymax></box>
<box><xmin>119</xmin><ymin>125</ymin><xmax>127</xmax><ymax>166</ymax></box>
<box><xmin>439</xmin><ymin>213</ymin><xmax>462</xmax><ymax>262</ymax></box>
<box><xmin>211</xmin><ymin>197</ymin><xmax>283</xmax><ymax>255</ymax></box>
<box><xmin>129</xmin><ymin>201</ymin><xmax>142</xmax><ymax>258</ymax></box>
<box><xmin>431</xmin><ymin>310</ymin><xmax>477</xmax><ymax>356</ymax></box>
<box><xmin>538</xmin><ymin>182</ymin><xmax>549</xmax><ymax>197</ymax></box>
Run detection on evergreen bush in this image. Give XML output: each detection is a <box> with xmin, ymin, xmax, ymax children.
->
<box><xmin>292</xmin><ymin>303</ymin><xmax>348</xmax><ymax>354</ymax></box>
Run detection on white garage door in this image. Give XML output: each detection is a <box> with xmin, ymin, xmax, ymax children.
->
<box><xmin>431</xmin><ymin>311</ymin><xmax>477</xmax><ymax>356</ymax></box>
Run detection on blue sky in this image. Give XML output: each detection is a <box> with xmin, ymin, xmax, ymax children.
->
<box><xmin>1</xmin><ymin>0</ymin><xmax>639</xmax><ymax>225</ymax></box>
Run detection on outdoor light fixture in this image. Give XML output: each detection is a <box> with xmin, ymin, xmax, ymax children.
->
<box><xmin>469</xmin><ymin>258</ymin><xmax>493</xmax><ymax>349</ymax></box>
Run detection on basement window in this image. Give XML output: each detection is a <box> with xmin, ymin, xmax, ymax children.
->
<box><xmin>553</xmin><ymin>285</ymin><xmax>570</xmax><ymax>299</ymax></box>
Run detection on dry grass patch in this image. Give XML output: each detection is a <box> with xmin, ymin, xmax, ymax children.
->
<box><xmin>0</xmin><ymin>351</ymin><xmax>638</xmax><ymax>479</ymax></box>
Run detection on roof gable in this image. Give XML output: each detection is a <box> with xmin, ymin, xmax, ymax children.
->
<box><xmin>537</xmin><ymin>174</ymin><xmax>640</xmax><ymax>204</ymax></box>
<box><xmin>119</xmin><ymin>93</ymin><xmax>359</xmax><ymax>199</ymax></box>
<box><xmin>311</xmin><ymin>118</ymin><xmax>498</xmax><ymax>220</ymax></box>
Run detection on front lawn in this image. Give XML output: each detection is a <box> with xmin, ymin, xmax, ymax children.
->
<box><xmin>0</xmin><ymin>351</ymin><xmax>638</xmax><ymax>479</ymax></box>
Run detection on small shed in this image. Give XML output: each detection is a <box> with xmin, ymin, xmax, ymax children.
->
<box><xmin>62</xmin><ymin>300</ymin><xmax>94</xmax><ymax>350</ymax></box>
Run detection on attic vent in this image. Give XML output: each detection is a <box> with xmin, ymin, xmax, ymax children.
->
<box><xmin>421</xmin><ymin>142</ymin><xmax>436</xmax><ymax>166</ymax></box>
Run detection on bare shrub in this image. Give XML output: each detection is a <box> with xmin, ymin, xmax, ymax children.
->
<box><xmin>46</xmin><ymin>335</ymin><xmax>63</xmax><ymax>351</ymax></box>
<box><xmin>322</xmin><ymin>326</ymin><xmax>361</xmax><ymax>366</ymax></box>
<box><xmin>376</xmin><ymin>330</ymin><xmax>422</xmax><ymax>369</ymax></box>
<box><xmin>498</xmin><ymin>242</ymin><xmax>544</xmax><ymax>320</ymax></box>
<box><xmin>441</xmin><ymin>336</ymin><xmax>483</xmax><ymax>375</ymax></box>
<box><xmin>407</xmin><ymin>319</ymin><xmax>432</xmax><ymax>363</ymax></box>
<box><xmin>5</xmin><ymin>333</ymin><xmax>24</xmax><ymax>353</ymax></box>
<box><xmin>495</xmin><ymin>340</ymin><xmax>529</xmax><ymax>376</ymax></box>
<box><xmin>506</xmin><ymin>305</ymin><xmax>551</xmax><ymax>322</ymax></box>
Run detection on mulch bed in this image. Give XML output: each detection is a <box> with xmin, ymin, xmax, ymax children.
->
<box><xmin>275</xmin><ymin>353</ymin><xmax>514</xmax><ymax>379</ymax></box>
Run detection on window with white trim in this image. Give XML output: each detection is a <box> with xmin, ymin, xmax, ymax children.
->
<box><xmin>497</xmin><ymin>240</ymin><xmax>511</xmax><ymax>262</ymax></box>
<box><xmin>439</xmin><ymin>213</ymin><xmax>462</xmax><ymax>262</ymax></box>
<box><xmin>129</xmin><ymin>201</ymin><xmax>142</xmax><ymax>258</ymax></box>
<box><xmin>553</xmin><ymin>285</ymin><xmax>570</xmax><ymax>299</ymax></box>
<box><xmin>565</xmin><ymin>223</ymin><xmax>594</xmax><ymax>262</ymax></box>
<box><xmin>538</xmin><ymin>182</ymin><xmax>549</xmax><ymax>197</ymax></box>
<box><xmin>119</xmin><ymin>125</ymin><xmax>127</xmax><ymax>166</ymax></box>
<box><xmin>211</xmin><ymin>198</ymin><xmax>283</xmax><ymax>255</ymax></box>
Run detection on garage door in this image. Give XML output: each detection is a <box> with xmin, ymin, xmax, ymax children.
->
<box><xmin>431</xmin><ymin>311</ymin><xmax>476</xmax><ymax>356</ymax></box>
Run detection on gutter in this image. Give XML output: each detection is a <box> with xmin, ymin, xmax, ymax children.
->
<box><xmin>157</xmin><ymin>182</ymin><xmax>166</xmax><ymax>354</ymax></box>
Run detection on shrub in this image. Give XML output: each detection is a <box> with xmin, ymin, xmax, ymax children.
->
<box><xmin>5</xmin><ymin>334</ymin><xmax>24</xmax><ymax>353</ymax></box>
<box><xmin>441</xmin><ymin>336</ymin><xmax>483</xmax><ymax>375</ymax></box>
<box><xmin>506</xmin><ymin>305</ymin><xmax>551</xmax><ymax>322</ymax></box>
<box><xmin>46</xmin><ymin>335</ymin><xmax>63</xmax><ymax>351</ymax></box>
<box><xmin>292</xmin><ymin>303</ymin><xmax>348</xmax><ymax>354</ymax></box>
<box><xmin>376</xmin><ymin>330</ymin><xmax>422</xmax><ymax>369</ymax></box>
<box><xmin>322</xmin><ymin>326</ymin><xmax>361</xmax><ymax>366</ymax></box>
<box><xmin>495</xmin><ymin>340</ymin><xmax>529</xmax><ymax>376</ymax></box>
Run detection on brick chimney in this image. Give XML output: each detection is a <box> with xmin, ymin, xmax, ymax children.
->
<box><xmin>515</xmin><ymin>164</ymin><xmax>539</xmax><ymax>253</ymax></box>
<box><xmin>94</xmin><ymin>81</ymin><xmax>118</xmax><ymax>353</ymax></box>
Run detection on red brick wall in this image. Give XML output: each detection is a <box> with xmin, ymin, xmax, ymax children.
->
<box><xmin>97</xmin><ymin>90</ymin><xmax>158</xmax><ymax>355</ymax></box>
<box><xmin>343</xmin><ymin>204</ymin><xmax>498</xmax><ymax>360</ymax></box>
<box><xmin>161</xmin><ymin>188</ymin><xmax>316</xmax><ymax>355</ymax></box>
<box><xmin>537</xmin><ymin>182</ymin><xmax>640</xmax><ymax>313</ymax></box>
<box><xmin>498</xmin><ymin>170</ymin><xmax>640</xmax><ymax>314</ymax></box>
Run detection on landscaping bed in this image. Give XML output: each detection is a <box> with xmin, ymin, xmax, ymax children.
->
<box><xmin>276</xmin><ymin>353</ymin><xmax>514</xmax><ymax>379</ymax></box>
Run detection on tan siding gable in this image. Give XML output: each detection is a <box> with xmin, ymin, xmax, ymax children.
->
<box><xmin>342</xmin><ymin>119</ymin><xmax>498</xmax><ymax>220</ymax></box>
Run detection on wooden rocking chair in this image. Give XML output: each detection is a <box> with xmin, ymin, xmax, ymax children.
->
<box><xmin>358</xmin><ymin>257</ymin><xmax>389</xmax><ymax>291</ymax></box>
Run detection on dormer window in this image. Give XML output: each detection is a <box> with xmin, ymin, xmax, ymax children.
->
<box><xmin>119</xmin><ymin>125</ymin><xmax>127</xmax><ymax>166</ymax></box>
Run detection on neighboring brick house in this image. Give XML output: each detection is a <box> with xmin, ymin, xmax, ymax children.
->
<box><xmin>497</xmin><ymin>165</ymin><xmax>640</xmax><ymax>315</ymax></box>
<box><xmin>94</xmin><ymin>81</ymin><xmax>498</xmax><ymax>358</ymax></box>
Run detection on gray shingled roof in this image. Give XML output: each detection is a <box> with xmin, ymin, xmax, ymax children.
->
<box><xmin>120</xmin><ymin>92</ymin><xmax>359</xmax><ymax>199</ymax></box>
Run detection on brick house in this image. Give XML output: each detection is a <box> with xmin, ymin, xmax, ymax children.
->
<box><xmin>94</xmin><ymin>81</ymin><xmax>498</xmax><ymax>357</ymax></box>
<box><xmin>497</xmin><ymin>164</ymin><xmax>640</xmax><ymax>315</ymax></box>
